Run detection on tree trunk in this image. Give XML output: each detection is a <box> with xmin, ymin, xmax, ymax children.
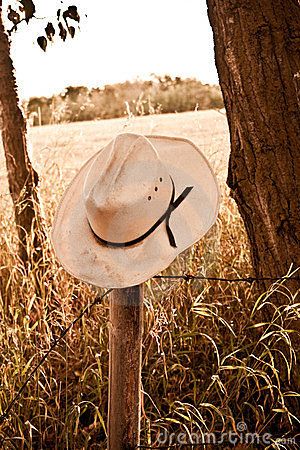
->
<box><xmin>206</xmin><ymin>0</ymin><xmax>300</xmax><ymax>290</ymax></box>
<box><xmin>0</xmin><ymin>6</ymin><xmax>45</xmax><ymax>265</ymax></box>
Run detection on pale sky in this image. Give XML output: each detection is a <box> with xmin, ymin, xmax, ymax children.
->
<box><xmin>6</xmin><ymin>0</ymin><xmax>218</xmax><ymax>99</ymax></box>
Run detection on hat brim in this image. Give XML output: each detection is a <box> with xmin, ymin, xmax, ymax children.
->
<box><xmin>51</xmin><ymin>135</ymin><xmax>220</xmax><ymax>288</ymax></box>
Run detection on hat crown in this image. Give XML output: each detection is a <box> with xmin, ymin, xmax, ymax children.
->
<box><xmin>84</xmin><ymin>133</ymin><xmax>172</xmax><ymax>243</ymax></box>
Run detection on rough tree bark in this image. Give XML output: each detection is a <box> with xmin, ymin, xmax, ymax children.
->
<box><xmin>207</xmin><ymin>0</ymin><xmax>300</xmax><ymax>289</ymax></box>
<box><xmin>0</xmin><ymin>5</ymin><xmax>45</xmax><ymax>265</ymax></box>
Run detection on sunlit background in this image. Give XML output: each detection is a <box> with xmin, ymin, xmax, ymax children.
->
<box><xmin>6</xmin><ymin>0</ymin><xmax>218</xmax><ymax>99</ymax></box>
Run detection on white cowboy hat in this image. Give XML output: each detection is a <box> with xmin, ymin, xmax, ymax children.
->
<box><xmin>51</xmin><ymin>133</ymin><xmax>220</xmax><ymax>288</ymax></box>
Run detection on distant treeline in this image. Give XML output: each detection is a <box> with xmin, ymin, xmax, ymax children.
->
<box><xmin>25</xmin><ymin>74</ymin><xmax>224</xmax><ymax>126</ymax></box>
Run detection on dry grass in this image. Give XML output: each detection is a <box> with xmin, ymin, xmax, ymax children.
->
<box><xmin>0</xmin><ymin>111</ymin><xmax>299</xmax><ymax>449</ymax></box>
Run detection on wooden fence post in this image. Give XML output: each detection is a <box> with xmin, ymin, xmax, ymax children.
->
<box><xmin>108</xmin><ymin>285</ymin><xmax>143</xmax><ymax>450</ymax></box>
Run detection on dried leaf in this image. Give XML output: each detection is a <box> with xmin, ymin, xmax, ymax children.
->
<box><xmin>45</xmin><ymin>22</ymin><xmax>55</xmax><ymax>41</ymax></box>
<box><xmin>68</xmin><ymin>25</ymin><xmax>75</xmax><ymax>38</ymax></box>
<box><xmin>63</xmin><ymin>5</ymin><xmax>80</xmax><ymax>23</ymax></box>
<box><xmin>19</xmin><ymin>0</ymin><xmax>36</xmax><ymax>23</ymax></box>
<box><xmin>37</xmin><ymin>36</ymin><xmax>47</xmax><ymax>52</ymax></box>
<box><xmin>58</xmin><ymin>22</ymin><xmax>67</xmax><ymax>42</ymax></box>
<box><xmin>8</xmin><ymin>6</ymin><xmax>21</xmax><ymax>25</ymax></box>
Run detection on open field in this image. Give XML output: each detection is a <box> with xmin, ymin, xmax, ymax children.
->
<box><xmin>1</xmin><ymin>110</ymin><xmax>229</xmax><ymax>194</ymax></box>
<box><xmin>0</xmin><ymin>111</ymin><xmax>298</xmax><ymax>448</ymax></box>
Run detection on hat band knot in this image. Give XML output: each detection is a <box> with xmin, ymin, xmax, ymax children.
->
<box><xmin>88</xmin><ymin>177</ymin><xmax>193</xmax><ymax>249</ymax></box>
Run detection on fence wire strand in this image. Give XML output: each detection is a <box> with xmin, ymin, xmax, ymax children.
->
<box><xmin>154</xmin><ymin>274</ymin><xmax>300</xmax><ymax>283</ymax></box>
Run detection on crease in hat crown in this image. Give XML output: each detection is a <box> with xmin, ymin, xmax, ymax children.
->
<box><xmin>83</xmin><ymin>133</ymin><xmax>173</xmax><ymax>243</ymax></box>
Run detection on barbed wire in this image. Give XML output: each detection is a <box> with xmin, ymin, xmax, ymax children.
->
<box><xmin>154</xmin><ymin>274</ymin><xmax>300</xmax><ymax>283</ymax></box>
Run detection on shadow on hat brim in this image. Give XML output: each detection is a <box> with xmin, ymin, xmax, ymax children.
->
<box><xmin>51</xmin><ymin>134</ymin><xmax>220</xmax><ymax>288</ymax></box>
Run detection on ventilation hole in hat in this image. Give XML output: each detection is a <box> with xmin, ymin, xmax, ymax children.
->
<box><xmin>155</xmin><ymin>186</ymin><xmax>158</xmax><ymax>192</ymax></box>
<box><xmin>159</xmin><ymin>177</ymin><xmax>163</xmax><ymax>182</ymax></box>
<box><xmin>148</xmin><ymin>196</ymin><xmax>151</xmax><ymax>201</ymax></box>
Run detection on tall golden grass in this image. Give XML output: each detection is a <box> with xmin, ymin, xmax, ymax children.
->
<box><xmin>0</xmin><ymin>111</ymin><xmax>299</xmax><ymax>449</ymax></box>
